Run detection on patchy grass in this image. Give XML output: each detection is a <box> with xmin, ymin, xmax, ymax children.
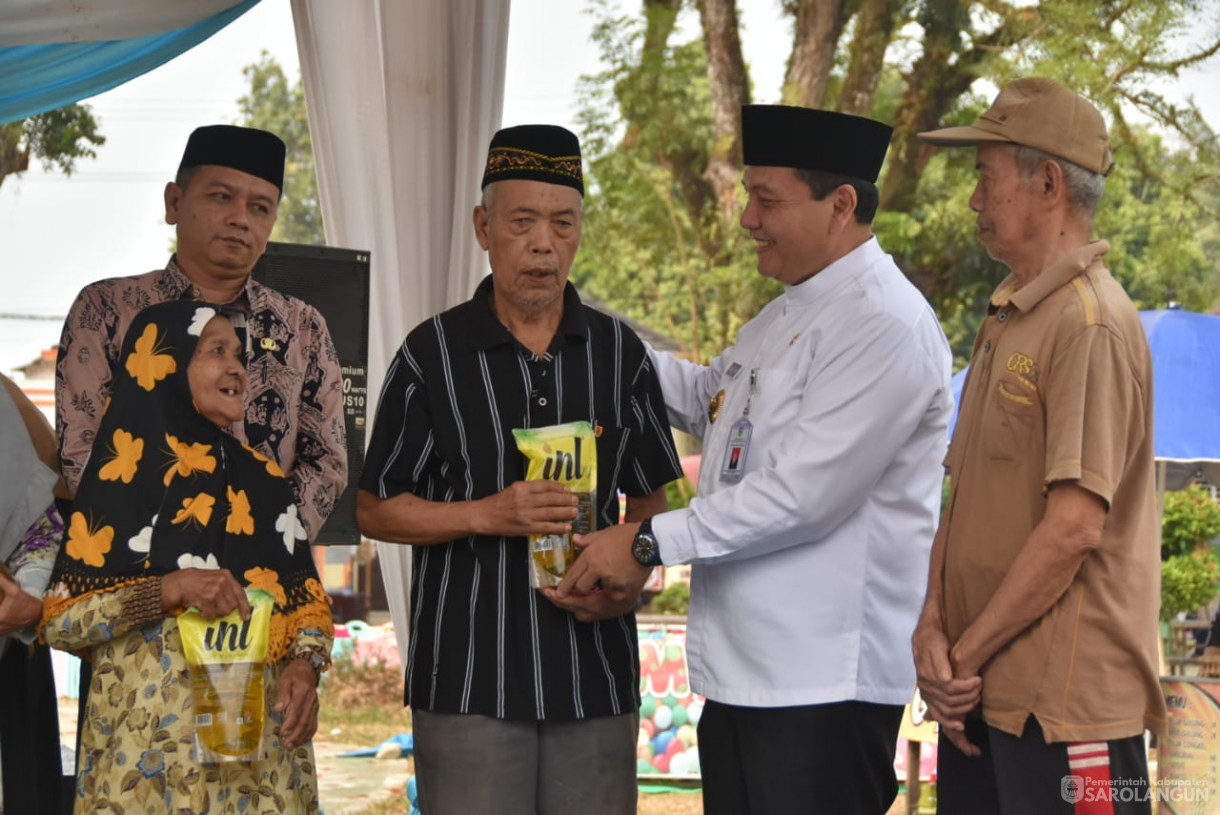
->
<box><xmin>318</xmin><ymin>658</ymin><xmax>413</xmax><ymax>746</ymax></box>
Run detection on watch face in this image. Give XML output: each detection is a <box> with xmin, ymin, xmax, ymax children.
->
<box><xmin>633</xmin><ymin>533</ymin><xmax>657</xmax><ymax>567</ymax></box>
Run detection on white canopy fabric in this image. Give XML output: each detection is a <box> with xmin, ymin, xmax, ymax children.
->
<box><xmin>291</xmin><ymin>0</ymin><xmax>509</xmax><ymax>661</ymax></box>
<box><xmin>0</xmin><ymin>0</ymin><xmax>245</xmax><ymax>47</ymax></box>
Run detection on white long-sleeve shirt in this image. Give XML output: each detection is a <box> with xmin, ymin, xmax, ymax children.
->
<box><xmin>650</xmin><ymin>237</ymin><xmax>953</xmax><ymax>707</ymax></box>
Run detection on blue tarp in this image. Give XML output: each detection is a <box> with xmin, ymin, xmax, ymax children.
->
<box><xmin>948</xmin><ymin>309</ymin><xmax>1220</xmax><ymax>481</ymax></box>
<box><xmin>0</xmin><ymin>0</ymin><xmax>259</xmax><ymax>124</ymax></box>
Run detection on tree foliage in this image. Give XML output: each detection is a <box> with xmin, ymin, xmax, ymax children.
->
<box><xmin>235</xmin><ymin>53</ymin><xmax>324</xmax><ymax>245</ymax></box>
<box><xmin>1162</xmin><ymin>483</ymin><xmax>1220</xmax><ymax>559</ymax></box>
<box><xmin>573</xmin><ymin>0</ymin><xmax>1220</xmax><ymax>365</ymax></box>
<box><xmin>0</xmin><ymin>105</ymin><xmax>105</xmax><ymax>191</ymax></box>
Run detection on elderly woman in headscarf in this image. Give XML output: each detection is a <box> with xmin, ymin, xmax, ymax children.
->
<box><xmin>43</xmin><ymin>300</ymin><xmax>333</xmax><ymax>814</ymax></box>
<box><xmin>0</xmin><ymin>374</ymin><xmax>69</xmax><ymax>814</ymax></box>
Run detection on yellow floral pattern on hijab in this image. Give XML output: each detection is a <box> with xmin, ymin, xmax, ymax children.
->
<box><xmin>226</xmin><ymin>486</ymin><xmax>255</xmax><ymax>535</ymax></box>
<box><xmin>65</xmin><ymin>512</ymin><xmax>114</xmax><ymax>568</ymax></box>
<box><xmin>98</xmin><ymin>428</ymin><xmax>143</xmax><ymax>484</ymax></box>
<box><xmin>171</xmin><ymin>493</ymin><xmax>215</xmax><ymax>528</ymax></box>
<box><xmin>124</xmin><ymin>322</ymin><xmax>177</xmax><ymax>391</ymax></box>
<box><xmin>244</xmin><ymin>566</ymin><xmax>287</xmax><ymax>606</ymax></box>
<box><xmin>163</xmin><ymin>434</ymin><xmax>216</xmax><ymax>486</ymax></box>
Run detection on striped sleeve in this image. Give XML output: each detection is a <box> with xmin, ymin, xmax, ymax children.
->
<box><xmin>359</xmin><ymin>339</ymin><xmax>433</xmax><ymax>499</ymax></box>
<box><xmin>619</xmin><ymin>346</ymin><xmax>684</xmax><ymax>497</ymax></box>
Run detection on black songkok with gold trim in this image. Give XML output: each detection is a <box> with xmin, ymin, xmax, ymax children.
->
<box><xmin>179</xmin><ymin>124</ymin><xmax>286</xmax><ymax>193</ymax></box>
<box><xmin>481</xmin><ymin>124</ymin><xmax>583</xmax><ymax>196</ymax></box>
<box><xmin>742</xmin><ymin>105</ymin><xmax>892</xmax><ymax>184</ymax></box>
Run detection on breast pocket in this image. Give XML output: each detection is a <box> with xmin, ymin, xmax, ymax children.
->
<box><xmin>983</xmin><ymin>377</ymin><xmax>1040</xmax><ymax>462</ymax></box>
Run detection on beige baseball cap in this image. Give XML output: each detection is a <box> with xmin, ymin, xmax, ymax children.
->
<box><xmin>918</xmin><ymin>77</ymin><xmax>1113</xmax><ymax>175</ymax></box>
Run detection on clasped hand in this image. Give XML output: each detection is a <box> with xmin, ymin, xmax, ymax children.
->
<box><xmin>912</xmin><ymin>619</ymin><xmax>984</xmax><ymax>757</ymax></box>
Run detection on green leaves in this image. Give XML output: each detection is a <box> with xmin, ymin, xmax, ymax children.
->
<box><xmin>235</xmin><ymin>53</ymin><xmax>323</xmax><ymax>246</ymax></box>
<box><xmin>575</xmin><ymin>0</ymin><xmax>1220</xmax><ymax>366</ymax></box>
<box><xmin>1162</xmin><ymin>484</ymin><xmax>1220</xmax><ymax>559</ymax></box>
<box><xmin>1160</xmin><ymin>484</ymin><xmax>1220</xmax><ymax>622</ymax></box>
<box><xmin>0</xmin><ymin>104</ymin><xmax>104</xmax><ymax>190</ymax></box>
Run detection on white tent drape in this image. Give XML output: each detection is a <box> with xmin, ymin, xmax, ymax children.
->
<box><xmin>291</xmin><ymin>0</ymin><xmax>509</xmax><ymax>662</ymax></box>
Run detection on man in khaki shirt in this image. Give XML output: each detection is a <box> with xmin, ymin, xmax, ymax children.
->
<box><xmin>913</xmin><ymin>78</ymin><xmax>1167</xmax><ymax>813</ymax></box>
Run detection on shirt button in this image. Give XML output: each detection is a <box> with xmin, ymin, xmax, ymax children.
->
<box><xmin>998</xmin><ymin>312</ymin><xmax>1008</xmax><ymax>323</ymax></box>
<box><xmin>983</xmin><ymin>341</ymin><xmax>992</xmax><ymax>352</ymax></box>
<box><xmin>538</xmin><ymin>397</ymin><xmax>548</xmax><ymax>406</ymax></box>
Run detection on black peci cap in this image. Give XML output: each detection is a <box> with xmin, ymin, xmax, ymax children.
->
<box><xmin>178</xmin><ymin>125</ymin><xmax>286</xmax><ymax>192</ymax></box>
<box><xmin>742</xmin><ymin>105</ymin><xmax>892</xmax><ymax>183</ymax></box>
<box><xmin>481</xmin><ymin>124</ymin><xmax>583</xmax><ymax>196</ymax></box>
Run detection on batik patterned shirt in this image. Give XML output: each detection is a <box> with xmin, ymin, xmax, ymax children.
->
<box><xmin>55</xmin><ymin>258</ymin><xmax>347</xmax><ymax>539</ymax></box>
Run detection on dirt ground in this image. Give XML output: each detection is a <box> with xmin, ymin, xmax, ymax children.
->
<box><xmin>636</xmin><ymin>791</ymin><xmax>908</xmax><ymax>815</ymax></box>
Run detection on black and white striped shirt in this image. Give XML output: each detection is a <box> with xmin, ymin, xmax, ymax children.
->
<box><xmin>361</xmin><ymin>276</ymin><xmax>683</xmax><ymax>721</ymax></box>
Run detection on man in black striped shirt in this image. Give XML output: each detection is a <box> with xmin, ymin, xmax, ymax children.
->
<box><xmin>357</xmin><ymin>125</ymin><xmax>683</xmax><ymax>815</ymax></box>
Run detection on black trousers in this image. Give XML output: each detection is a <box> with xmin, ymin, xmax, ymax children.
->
<box><xmin>697</xmin><ymin>698</ymin><xmax>904</xmax><ymax>815</ymax></box>
<box><xmin>0</xmin><ymin>641</ymin><xmax>65</xmax><ymax>814</ymax></box>
<box><xmin>938</xmin><ymin>713</ymin><xmax>1152</xmax><ymax>815</ymax></box>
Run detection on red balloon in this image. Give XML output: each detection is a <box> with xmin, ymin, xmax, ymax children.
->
<box><xmin>652</xmin><ymin>754</ymin><xmax>671</xmax><ymax>774</ymax></box>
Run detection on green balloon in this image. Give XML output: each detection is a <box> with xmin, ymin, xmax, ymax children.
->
<box><xmin>640</xmin><ymin>696</ymin><xmax>658</xmax><ymax>720</ymax></box>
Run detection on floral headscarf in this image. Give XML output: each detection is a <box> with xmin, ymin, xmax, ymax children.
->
<box><xmin>45</xmin><ymin>300</ymin><xmax>332</xmax><ymax>662</ymax></box>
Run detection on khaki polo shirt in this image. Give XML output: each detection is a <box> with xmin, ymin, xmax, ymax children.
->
<box><xmin>942</xmin><ymin>241</ymin><xmax>1167</xmax><ymax>742</ymax></box>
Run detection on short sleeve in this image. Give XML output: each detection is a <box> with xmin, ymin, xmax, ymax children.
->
<box><xmin>617</xmin><ymin>352</ymin><xmax>684</xmax><ymax>497</ymax></box>
<box><xmin>1043</xmin><ymin>325</ymin><xmax>1147</xmax><ymax>507</ymax></box>
<box><xmin>359</xmin><ymin>344</ymin><xmax>433</xmax><ymax>499</ymax></box>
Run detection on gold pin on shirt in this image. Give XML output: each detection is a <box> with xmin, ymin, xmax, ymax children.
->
<box><xmin>708</xmin><ymin>389</ymin><xmax>725</xmax><ymax>424</ymax></box>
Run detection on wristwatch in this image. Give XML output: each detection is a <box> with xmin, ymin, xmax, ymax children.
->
<box><xmin>294</xmin><ymin>650</ymin><xmax>327</xmax><ymax>683</ymax></box>
<box><xmin>631</xmin><ymin>519</ymin><xmax>663</xmax><ymax>568</ymax></box>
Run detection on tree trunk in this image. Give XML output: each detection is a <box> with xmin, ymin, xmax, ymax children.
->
<box><xmin>782</xmin><ymin>0</ymin><xmax>851</xmax><ymax>109</ymax></box>
<box><xmin>639</xmin><ymin>0</ymin><xmax>683</xmax><ymax>91</ymax></box>
<box><xmin>837</xmin><ymin>0</ymin><xmax>903</xmax><ymax>116</ymax></box>
<box><xmin>697</xmin><ymin>0</ymin><xmax>749</xmax><ymax>223</ymax></box>
<box><xmin>879</xmin><ymin>0</ymin><xmax>1034</xmax><ymax>213</ymax></box>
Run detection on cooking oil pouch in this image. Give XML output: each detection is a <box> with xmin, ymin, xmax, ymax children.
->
<box><xmin>512</xmin><ymin>421</ymin><xmax>597</xmax><ymax>588</ymax></box>
<box><xmin>178</xmin><ymin>587</ymin><xmax>274</xmax><ymax>763</ymax></box>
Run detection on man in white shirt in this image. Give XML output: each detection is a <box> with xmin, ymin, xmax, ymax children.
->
<box><xmin>552</xmin><ymin>105</ymin><xmax>953</xmax><ymax>814</ymax></box>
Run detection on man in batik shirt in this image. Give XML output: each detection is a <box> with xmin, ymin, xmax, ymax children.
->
<box><xmin>56</xmin><ymin>125</ymin><xmax>347</xmax><ymax>540</ymax></box>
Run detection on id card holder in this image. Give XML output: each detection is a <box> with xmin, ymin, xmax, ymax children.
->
<box><xmin>719</xmin><ymin>417</ymin><xmax>753</xmax><ymax>483</ymax></box>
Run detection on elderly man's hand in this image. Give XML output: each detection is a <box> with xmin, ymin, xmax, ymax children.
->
<box><xmin>556</xmin><ymin>523</ymin><xmax>649</xmax><ymax>599</ymax></box>
<box><xmin>473</xmin><ymin>481</ymin><xmax>579</xmax><ymax>539</ymax></box>
<box><xmin>541</xmin><ymin>581</ymin><xmax>642</xmax><ymax>622</ymax></box>
<box><xmin>912</xmin><ymin>616</ymin><xmax>982</xmax><ymax>755</ymax></box>
<box><xmin>0</xmin><ymin>570</ymin><xmax>43</xmax><ymax>637</ymax></box>
<box><xmin>275</xmin><ymin>657</ymin><xmax>320</xmax><ymax>749</ymax></box>
<box><xmin>161</xmin><ymin>568</ymin><xmax>250</xmax><ymax>620</ymax></box>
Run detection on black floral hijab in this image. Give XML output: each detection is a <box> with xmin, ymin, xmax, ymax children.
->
<box><xmin>45</xmin><ymin>300</ymin><xmax>332</xmax><ymax>662</ymax></box>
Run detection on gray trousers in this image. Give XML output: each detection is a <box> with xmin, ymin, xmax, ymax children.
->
<box><xmin>412</xmin><ymin>709</ymin><xmax>640</xmax><ymax>815</ymax></box>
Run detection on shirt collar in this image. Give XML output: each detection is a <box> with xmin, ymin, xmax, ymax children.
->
<box><xmin>991</xmin><ymin>240</ymin><xmax>1110</xmax><ymax>312</ymax></box>
<box><xmin>467</xmin><ymin>274</ymin><xmax>590</xmax><ymax>352</ymax></box>
<box><xmin>165</xmin><ymin>255</ymin><xmax>256</xmax><ymax>311</ymax></box>
<box><xmin>785</xmin><ymin>236</ymin><xmax>885</xmax><ymax>306</ymax></box>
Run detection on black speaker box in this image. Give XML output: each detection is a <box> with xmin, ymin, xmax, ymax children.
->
<box><xmin>252</xmin><ymin>242</ymin><xmax>370</xmax><ymax>544</ymax></box>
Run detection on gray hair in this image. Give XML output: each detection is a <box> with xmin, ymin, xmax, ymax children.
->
<box><xmin>480</xmin><ymin>181</ymin><xmax>583</xmax><ymax>214</ymax></box>
<box><xmin>1014</xmin><ymin>145</ymin><xmax>1105</xmax><ymax>217</ymax></box>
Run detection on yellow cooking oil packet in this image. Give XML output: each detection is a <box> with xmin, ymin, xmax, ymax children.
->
<box><xmin>178</xmin><ymin>588</ymin><xmax>274</xmax><ymax>762</ymax></box>
<box><xmin>512</xmin><ymin>421</ymin><xmax>597</xmax><ymax>588</ymax></box>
